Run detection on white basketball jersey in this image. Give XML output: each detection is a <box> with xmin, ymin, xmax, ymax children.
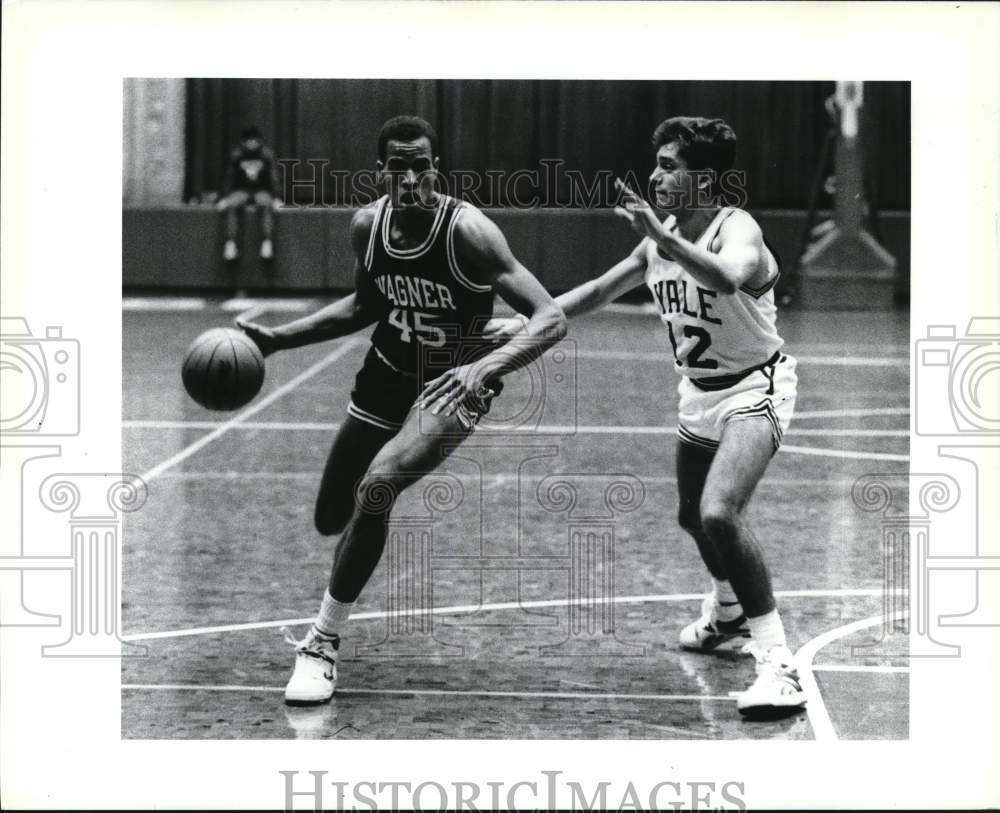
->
<box><xmin>644</xmin><ymin>207</ymin><xmax>783</xmax><ymax>379</ymax></box>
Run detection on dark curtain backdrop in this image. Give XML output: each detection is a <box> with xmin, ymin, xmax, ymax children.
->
<box><xmin>184</xmin><ymin>79</ymin><xmax>909</xmax><ymax>210</ymax></box>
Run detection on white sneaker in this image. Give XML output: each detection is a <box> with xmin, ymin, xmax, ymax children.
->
<box><xmin>259</xmin><ymin>239</ymin><xmax>273</xmax><ymax>260</ymax></box>
<box><xmin>223</xmin><ymin>240</ymin><xmax>239</xmax><ymax>261</ymax></box>
<box><xmin>737</xmin><ymin>643</ymin><xmax>807</xmax><ymax>718</ymax></box>
<box><xmin>283</xmin><ymin>626</ymin><xmax>339</xmax><ymax>706</ymax></box>
<box><xmin>679</xmin><ymin>597</ymin><xmax>751</xmax><ymax>652</ymax></box>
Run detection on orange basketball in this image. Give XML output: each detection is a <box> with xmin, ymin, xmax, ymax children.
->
<box><xmin>181</xmin><ymin>327</ymin><xmax>265</xmax><ymax>411</ymax></box>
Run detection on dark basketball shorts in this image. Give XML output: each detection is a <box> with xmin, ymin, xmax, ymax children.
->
<box><xmin>347</xmin><ymin>345</ymin><xmax>502</xmax><ymax>432</ymax></box>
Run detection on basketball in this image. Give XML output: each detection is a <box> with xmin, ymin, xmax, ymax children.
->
<box><xmin>181</xmin><ymin>327</ymin><xmax>265</xmax><ymax>411</ymax></box>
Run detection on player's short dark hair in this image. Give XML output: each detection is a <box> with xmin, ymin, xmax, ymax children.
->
<box><xmin>378</xmin><ymin>115</ymin><xmax>439</xmax><ymax>161</ymax></box>
<box><xmin>241</xmin><ymin>125</ymin><xmax>262</xmax><ymax>140</ymax></box>
<box><xmin>651</xmin><ymin>117</ymin><xmax>737</xmax><ymax>191</ymax></box>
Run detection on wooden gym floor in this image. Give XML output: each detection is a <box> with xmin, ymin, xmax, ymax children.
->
<box><xmin>121</xmin><ymin>297</ymin><xmax>909</xmax><ymax>740</ymax></box>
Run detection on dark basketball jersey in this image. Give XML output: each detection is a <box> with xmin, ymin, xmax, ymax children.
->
<box><xmin>226</xmin><ymin>146</ymin><xmax>276</xmax><ymax>193</ymax></box>
<box><xmin>363</xmin><ymin>195</ymin><xmax>495</xmax><ymax>377</ymax></box>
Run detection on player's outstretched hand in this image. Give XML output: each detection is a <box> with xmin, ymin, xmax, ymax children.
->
<box><xmin>235</xmin><ymin>318</ymin><xmax>280</xmax><ymax>357</ymax></box>
<box><xmin>614</xmin><ymin>178</ymin><xmax>676</xmax><ymax>243</ymax></box>
<box><xmin>482</xmin><ymin>315</ymin><xmax>528</xmax><ymax>344</ymax></box>
<box><xmin>419</xmin><ymin>362</ymin><xmax>492</xmax><ymax>417</ymax></box>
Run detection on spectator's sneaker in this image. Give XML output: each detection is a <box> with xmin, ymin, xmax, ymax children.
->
<box><xmin>223</xmin><ymin>240</ymin><xmax>239</xmax><ymax>261</ymax></box>
<box><xmin>679</xmin><ymin>597</ymin><xmax>751</xmax><ymax>652</ymax></box>
<box><xmin>737</xmin><ymin>643</ymin><xmax>807</xmax><ymax>718</ymax></box>
<box><xmin>259</xmin><ymin>239</ymin><xmax>273</xmax><ymax>260</ymax></box>
<box><xmin>283</xmin><ymin>626</ymin><xmax>339</xmax><ymax>706</ymax></box>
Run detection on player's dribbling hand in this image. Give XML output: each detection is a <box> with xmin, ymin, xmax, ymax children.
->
<box><xmin>419</xmin><ymin>362</ymin><xmax>492</xmax><ymax>418</ymax></box>
<box><xmin>482</xmin><ymin>315</ymin><xmax>528</xmax><ymax>344</ymax></box>
<box><xmin>235</xmin><ymin>319</ymin><xmax>279</xmax><ymax>357</ymax></box>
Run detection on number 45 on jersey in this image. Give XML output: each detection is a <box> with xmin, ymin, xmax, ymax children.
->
<box><xmin>388</xmin><ymin>308</ymin><xmax>446</xmax><ymax>347</ymax></box>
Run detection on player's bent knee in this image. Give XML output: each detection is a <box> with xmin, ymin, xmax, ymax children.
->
<box><xmin>699</xmin><ymin>498</ymin><xmax>740</xmax><ymax>538</ymax></box>
<box><xmin>677</xmin><ymin>507</ymin><xmax>702</xmax><ymax>536</ymax></box>
<box><xmin>355</xmin><ymin>467</ymin><xmax>403</xmax><ymax>516</ymax></box>
<box><xmin>314</xmin><ymin>501</ymin><xmax>352</xmax><ymax>536</ymax></box>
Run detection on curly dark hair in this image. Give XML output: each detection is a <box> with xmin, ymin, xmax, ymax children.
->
<box><xmin>651</xmin><ymin>117</ymin><xmax>737</xmax><ymax>194</ymax></box>
<box><xmin>377</xmin><ymin>115</ymin><xmax>439</xmax><ymax>162</ymax></box>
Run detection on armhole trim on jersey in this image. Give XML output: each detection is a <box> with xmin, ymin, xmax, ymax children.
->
<box><xmin>381</xmin><ymin>196</ymin><xmax>448</xmax><ymax>260</ymax></box>
<box><xmin>741</xmin><ymin>233</ymin><xmax>781</xmax><ymax>298</ymax></box>
<box><xmin>705</xmin><ymin>207</ymin><xmax>737</xmax><ymax>254</ymax></box>
<box><xmin>740</xmin><ymin>269</ymin><xmax>781</xmax><ymax>299</ymax></box>
<box><xmin>364</xmin><ymin>196</ymin><xmax>388</xmax><ymax>271</ymax></box>
<box><xmin>709</xmin><ymin>209</ymin><xmax>779</xmax><ymax>299</ymax></box>
<box><xmin>447</xmin><ymin>204</ymin><xmax>493</xmax><ymax>293</ymax></box>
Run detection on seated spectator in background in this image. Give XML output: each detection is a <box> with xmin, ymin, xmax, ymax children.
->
<box><xmin>217</xmin><ymin>125</ymin><xmax>279</xmax><ymax>261</ymax></box>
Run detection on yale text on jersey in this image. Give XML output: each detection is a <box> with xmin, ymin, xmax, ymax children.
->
<box><xmin>651</xmin><ymin>279</ymin><xmax>722</xmax><ymax>325</ymax></box>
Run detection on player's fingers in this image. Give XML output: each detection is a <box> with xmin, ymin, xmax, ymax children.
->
<box><xmin>431</xmin><ymin>387</ymin><xmax>461</xmax><ymax>415</ymax></box>
<box><xmin>615</xmin><ymin>177</ymin><xmax>640</xmax><ymax>202</ymax></box>
<box><xmin>613</xmin><ymin>206</ymin><xmax>635</xmax><ymax>223</ymax></box>
<box><xmin>444</xmin><ymin>388</ymin><xmax>474</xmax><ymax>417</ymax></box>
<box><xmin>481</xmin><ymin>319</ymin><xmax>507</xmax><ymax>339</ymax></box>
<box><xmin>419</xmin><ymin>383</ymin><xmax>445</xmax><ymax>409</ymax></box>
<box><xmin>439</xmin><ymin>384</ymin><xmax>473</xmax><ymax>416</ymax></box>
<box><xmin>419</xmin><ymin>376</ymin><xmax>457</xmax><ymax>409</ymax></box>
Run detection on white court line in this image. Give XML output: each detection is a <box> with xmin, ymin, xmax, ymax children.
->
<box><xmin>126</xmin><ymin>419</ymin><xmax>909</xmax><ymax>462</ymax></box>
<box><xmin>122</xmin><ymin>587</ymin><xmax>882</xmax><ymax>642</ymax></box>
<box><xmin>151</xmin><ymin>472</ymin><xmax>879</xmax><ymax>488</ymax></box>
<box><xmin>794</xmin><ymin>611</ymin><xmax>906</xmax><ymax>742</ymax></box>
<box><xmin>123</xmin><ymin>297</ymin><xmax>208</xmax><ymax>311</ymax></box>
<box><xmin>809</xmin><ymin>664</ymin><xmax>910</xmax><ymax>674</ymax></box>
<box><xmin>139</xmin><ymin>339</ymin><xmax>362</xmax><ymax>483</ymax></box>
<box><xmin>233</xmin><ymin>302</ymin><xmax>268</xmax><ymax>322</ymax></box>
<box><xmin>221</xmin><ymin>297</ymin><xmax>319</xmax><ymax>313</ymax></box>
<box><xmin>123</xmin><ymin>419</ymin><xmax>906</xmax><ymax>438</ymax></box>
<box><xmin>571</xmin><ymin>349</ymin><xmax>907</xmax><ymax>367</ymax></box>
<box><xmin>120</xmin><ymin>684</ymin><xmax>738</xmax><ymax>703</ymax></box>
<box><xmin>780</xmin><ymin>444</ymin><xmax>908</xmax><ymax>463</ymax></box>
<box><xmin>793</xmin><ymin>407</ymin><xmax>909</xmax><ymax>420</ymax></box>
<box><xmin>126</xmin><ymin>420</ymin><xmax>337</xmax><ymax>431</ymax></box>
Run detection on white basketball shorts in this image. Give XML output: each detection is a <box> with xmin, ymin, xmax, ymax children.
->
<box><xmin>676</xmin><ymin>352</ymin><xmax>797</xmax><ymax>453</ymax></box>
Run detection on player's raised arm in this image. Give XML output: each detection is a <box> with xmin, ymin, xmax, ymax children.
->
<box><xmin>616</xmin><ymin>179</ymin><xmax>760</xmax><ymax>294</ymax></box>
<box><xmin>419</xmin><ymin>208</ymin><xmax>567</xmax><ymax>415</ymax></box>
<box><xmin>237</xmin><ymin>207</ymin><xmax>383</xmax><ymax>356</ymax></box>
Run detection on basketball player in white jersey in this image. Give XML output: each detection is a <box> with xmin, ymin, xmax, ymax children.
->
<box><xmin>488</xmin><ymin>116</ymin><xmax>805</xmax><ymax>718</ymax></box>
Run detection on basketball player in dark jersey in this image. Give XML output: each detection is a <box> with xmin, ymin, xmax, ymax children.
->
<box><xmin>238</xmin><ymin>116</ymin><xmax>567</xmax><ymax>705</ymax></box>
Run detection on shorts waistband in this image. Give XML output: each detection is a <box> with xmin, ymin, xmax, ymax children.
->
<box><xmin>690</xmin><ymin>351</ymin><xmax>783</xmax><ymax>392</ymax></box>
<box><xmin>372</xmin><ymin>345</ymin><xmax>418</xmax><ymax>378</ymax></box>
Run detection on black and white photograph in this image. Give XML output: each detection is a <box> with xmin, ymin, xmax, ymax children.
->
<box><xmin>121</xmin><ymin>78</ymin><xmax>911</xmax><ymax>744</ymax></box>
<box><xmin>2</xmin><ymin>2</ymin><xmax>998</xmax><ymax>810</ymax></box>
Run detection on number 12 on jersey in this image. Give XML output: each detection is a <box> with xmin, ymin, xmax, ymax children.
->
<box><xmin>666</xmin><ymin>323</ymin><xmax>718</xmax><ymax>370</ymax></box>
<box><xmin>388</xmin><ymin>308</ymin><xmax>446</xmax><ymax>347</ymax></box>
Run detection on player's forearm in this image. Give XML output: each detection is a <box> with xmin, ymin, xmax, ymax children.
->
<box><xmin>556</xmin><ymin>255</ymin><xmax>646</xmax><ymax>318</ymax></box>
<box><xmin>271</xmin><ymin>296</ymin><xmax>373</xmax><ymax>349</ymax></box>
<box><xmin>556</xmin><ymin>279</ymin><xmax>607</xmax><ymax>319</ymax></box>
<box><xmin>655</xmin><ymin>233</ymin><xmax>744</xmax><ymax>294</ymax></box>
<box><xmin>479</xmin><ymin>303</ymin><xmax>567</xmax><ymax>379</ymax></box>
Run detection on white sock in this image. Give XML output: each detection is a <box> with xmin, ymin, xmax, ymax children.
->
<box><xmin>746</xmin><ymin>608</ymin><xmax>787</xmax><ymax>652</ymax></box>
<box><xmin>712</xmin><ymin>579</ymin><xmax>742</xmax><ymax>621</ymax></box>
<box><xmin>314</xmin><ymin>589</ymin><xmax>353</xmax><ymax>638</ymax></box>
